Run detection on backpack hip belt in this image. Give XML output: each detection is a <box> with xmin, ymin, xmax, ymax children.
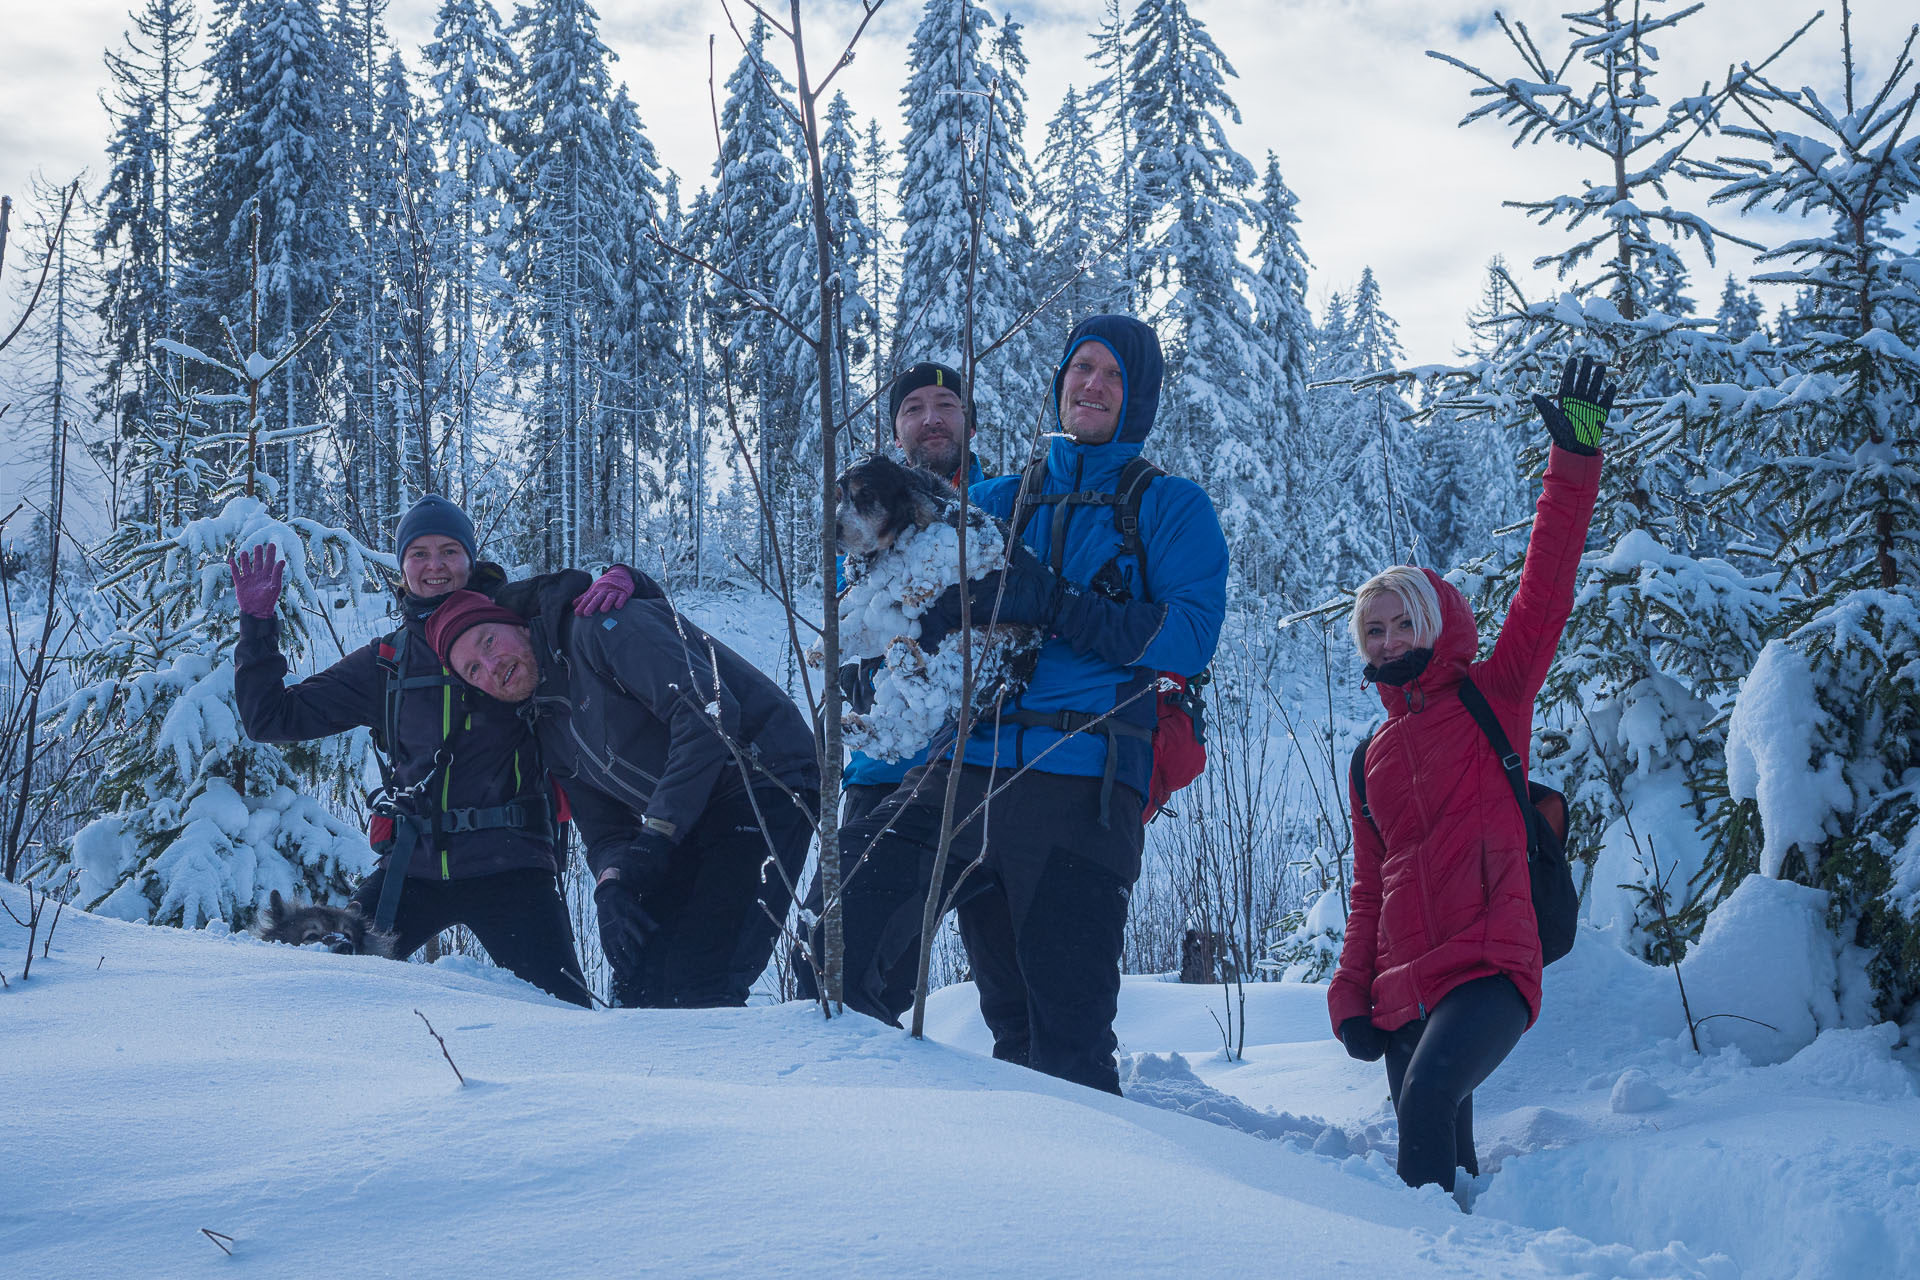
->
<box><xmin>1002</xmin><ymin>706</ymin><xmax>1152</xmax><ymax>828</ymax></box>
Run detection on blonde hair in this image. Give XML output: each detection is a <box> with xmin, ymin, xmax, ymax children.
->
<box><xmin>1349</xmin><ymin>565</ymin><xmax>1443</xmax><ymax>660</ymax></box>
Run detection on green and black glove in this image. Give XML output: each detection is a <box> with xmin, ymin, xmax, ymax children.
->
<box><xmin>1531</xmin><ymin>354</ymin><xmax>1616</xmax><ymax>456</ymax></box>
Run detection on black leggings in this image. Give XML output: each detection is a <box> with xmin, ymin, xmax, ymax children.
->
<box><xmin>352</xmin><ymin>866</ymin><xmax>592</xmax><ymax>1008</ymax></box>
<box><xmin>1383</xmin><ymin>974</ymin><xmax>1529</xmax><ymax>1191</ymax></box>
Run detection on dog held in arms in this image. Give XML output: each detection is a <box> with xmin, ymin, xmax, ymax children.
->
<box><xmin>258</xmin><ymin>889</ymin><xmax>397</xmax><ymax>957</ymax></box>
<box><xmin>816</xmin><ymin>454</ymin><xmax>1044</xmax><ymax>762</ymax></box>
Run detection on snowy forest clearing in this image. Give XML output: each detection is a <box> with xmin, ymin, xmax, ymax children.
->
<box><xmin>7</xmin><ymin>878</ymin><xmax>1915</xmax><ymax>1280</ymax></box>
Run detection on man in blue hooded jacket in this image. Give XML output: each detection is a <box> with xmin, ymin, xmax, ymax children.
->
<box><xmin>830</xmin><ymin>315</ymin><xmax>1229</xmax><ymax>1093</ymax></box>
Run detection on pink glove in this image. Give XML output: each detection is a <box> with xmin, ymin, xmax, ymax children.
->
<box><xmin>229</xmin><ymin>543</ymin><xmax>285</xmax><ymax>619</ymax></box>
<box><xmin>573</xmin><ymin>566</ymin><xmax>635</xmax><ymax>616</ymax></box>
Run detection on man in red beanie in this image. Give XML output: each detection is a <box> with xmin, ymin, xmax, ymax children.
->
<box><xmin>230</xmin><ymin>495</ymin><xmax>636</xmax><ymax>1007</ymax></box>
<box><xmin>429</xmin><ymin>573</ymin><xmax>819</xmax><ymax>1009</ymax></box>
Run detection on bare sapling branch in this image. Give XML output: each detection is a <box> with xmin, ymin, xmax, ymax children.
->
<box><xmin>908</xmin><ymin>70</ymin><xmax>999</xmax><ymax>1040</ymax></box>
<box><xmin>0</xmin><ymin>180</ymin><xmax>80</xmax><ymax>356</ymax></box>
<box><xmin>200</xmin><ymin>1229</ymin><xmax>235</xmax><ymax>1257</ymax></box>
<box><xmin>414</xmin><ymin>1010</ymin><xmax>466</xmax><ymax>1085</ymax></box>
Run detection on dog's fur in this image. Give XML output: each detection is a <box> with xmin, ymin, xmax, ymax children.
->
<box><xmin>829</xmin><ymin>455</ymin><xmax>1047</xmax><ymax>755</ymax></box>
<box><xmin>834</xmin><ymin>454</ymin><xmax>956</xmax><ymax>558</ymax></box>
<box><xmin>258</xmin><ymin>889</ymin><xmax>397</xmax><ymax>958</ymax></box>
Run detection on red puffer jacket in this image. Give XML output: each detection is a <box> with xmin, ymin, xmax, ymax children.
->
<box><xmin>1328</xmin><ymin>446</ymin><xmax>1601</xmax><ymax>1035</ymax></box>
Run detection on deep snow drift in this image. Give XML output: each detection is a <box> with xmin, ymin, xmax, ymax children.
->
<box><xmin>6</xmin><ymin>876</ymin><xmax>1915</xmax><ymax>1279</ymax></box>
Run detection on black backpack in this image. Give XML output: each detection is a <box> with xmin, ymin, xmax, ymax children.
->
<box><xmin>1349</xmin><ymin>675</ymin><xmax>1579</xmax><ymax>965</ymax></box>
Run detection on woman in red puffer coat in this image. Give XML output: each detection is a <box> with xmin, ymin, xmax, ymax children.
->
<box><xmin>1327</xmin><ymin>356</ymin><xmax>1612</xmax><ymax>1195</ymax></box>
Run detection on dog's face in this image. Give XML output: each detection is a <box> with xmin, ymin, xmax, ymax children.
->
<box><xmin>260</xmin><ymin>890</ymin><xmax>394</xmax><ymax>957</ymax></box>
<box><xmin>835</xmin><ymin>455</ymin><xmax>953</xmax><ymax>559</ymax></box>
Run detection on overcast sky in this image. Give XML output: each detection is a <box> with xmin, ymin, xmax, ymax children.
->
<box><xmin>0</xmin><ymin>0</ymin><xmax>1909</xmax><ymax>369</ymax></box>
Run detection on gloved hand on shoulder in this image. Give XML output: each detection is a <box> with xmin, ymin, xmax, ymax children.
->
<box><xmin>573</xmin><ymin>565</ymin><xmax>636</xmax><ymax>616</ymax></box>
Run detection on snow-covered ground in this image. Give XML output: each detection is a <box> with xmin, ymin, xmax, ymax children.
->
<box><xmin>7</xmin><ymin>876</ymin><xmax>1914</xmax><ymax>1279</ymax></box>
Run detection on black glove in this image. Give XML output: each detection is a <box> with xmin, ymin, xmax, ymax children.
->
<box><xmin>594</xmin><ymin>880</ymin><xmax>658</xmax><ymax>976</ymax></box>
<box><xmin>1339</xmin><ymin>1015</ymin><xmax>1388</xmax><ymax>1063</ymax></box>
<box><xmin>917</xmin><ymin>541</ymin><xmax>1063</xmax><ymax>656</ymax></box>
<box><xmin>837</xmin><ymin>658</ymin><xmax>881</xmax><ymax>714</ymax></box>
<box><xmin>593</xmin><ymin>831</ymin><xmax>672</xmax><ymax>975</ymax></box>
<box><xmin>1531</xmin><ymin>354</ymin><xmax>1616</xmax><ymax>456</ymax></box>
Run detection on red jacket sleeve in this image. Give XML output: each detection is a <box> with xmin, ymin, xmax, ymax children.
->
<box><xmin>1327</xmin><ymin>774</ymin><xmax>1386</xmax><ymax>1034</ymax></box>
<box><xmin>1474</xmin><ymin>445</ymin><xmax>1602</xmax><ymax>711</ymax></box>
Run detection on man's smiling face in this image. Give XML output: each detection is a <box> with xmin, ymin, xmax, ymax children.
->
<box><xmin>893</xmin><ymin>384</ymin><xmax>967</xmax><ymax>478</ymax></box>
<box><xmin>449</xmin><ymin>622</ymin><xmax>539</xmax><ymax>703</ymax></box>
<box><xmin>1059</xmin><ymin>340</ymin><xmax>1123</xmax><ymax>444</ymax></box>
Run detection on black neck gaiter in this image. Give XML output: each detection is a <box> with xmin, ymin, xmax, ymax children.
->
<box><xmin>1364</xmin><ymin>647</ymin><xmax>1434</xmax><ymax>688</ymax></box>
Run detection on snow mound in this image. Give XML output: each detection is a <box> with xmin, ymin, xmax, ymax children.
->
<box><xmin>1678</xmin><ymin>875</ymin><xmax>1872</xmax><ymax>1065</ymax></box>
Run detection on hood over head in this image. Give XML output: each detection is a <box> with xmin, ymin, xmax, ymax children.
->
<box><xmin>1376</xmin><ymin>568</ymin><xmax>1481</xmax><ymax>715</ymax></box>
<box><xmin>1051</xmin><ymin>314</ymin><xmax>1163</xmax><ymax>445</ymax></box>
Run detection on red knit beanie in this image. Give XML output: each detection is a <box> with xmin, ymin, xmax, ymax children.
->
<box><xmin>425</xmin><ymin>589</ymin><xmax>526</xmax><ymax>668</ymax></box>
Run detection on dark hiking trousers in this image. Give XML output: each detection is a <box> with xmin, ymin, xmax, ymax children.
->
<box><xmin>1383</xmin><ymin>973</ymin><xmax>1530</xmax><ymax>1191</ymax></box>
<box><xmin>351</xmin><ymin>866</ymin><xmax>591</xmax><ymax>1008</ymax></box>
<box><xmin>823</xmin><ymin>760</ymin><xmax>1141</xmax><ymax>1095</ymax></box>
<box><xmin>794</xmin><ymin>785</ymin><xmax>1027</xmax><ymax>1065</ymax></box>
<box><xmin>611</xmin><ymin>786</ymin><xmax>817</xmax><ymax>1010</ymax></box>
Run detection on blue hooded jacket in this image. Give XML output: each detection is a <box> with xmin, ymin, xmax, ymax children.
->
<box><xmin>962</xmin><ymin>315</ymin><xmax>1228</xmax><ymax>802</ymax></box>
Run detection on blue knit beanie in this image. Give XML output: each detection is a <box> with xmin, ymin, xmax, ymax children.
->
<box><xmin>395</xmin><ymin>495</ymin><xmax>477</xmax><ymax>562</ymax></box>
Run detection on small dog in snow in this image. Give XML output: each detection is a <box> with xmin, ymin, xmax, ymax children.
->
<box><xmin>823</xmin><ymin>454</ymin><xmax>1044</xmax><ymax>761</ymax></box>
<box><xmin>258</xmin><ymin>890</ymin><xmax>397</xmax><ymax>958</ymax></box>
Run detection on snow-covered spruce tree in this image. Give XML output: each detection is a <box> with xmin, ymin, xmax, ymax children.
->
<box><xmin>1244</xmin><ymin>150</ymin><xmax>1320</xmax><ymax>606</ymax></box>
<box><xmin>1083</xmin><ymin>0</ymin><xmax>1140</xmax><ymax>311</ymax></box>
<box><xmin>702</xmin><ymin>14</ymin><xmax>806</xmax><ymax>572</ymax></box>
<box><xmin>1418</xmin><ymin>259</ymin><xmax>1531</xmax><ymax>573</ymax></box>
<box><xmin>595</xmin><ymin>83</ymin><xmax>675</xmax><ymax>561</ymax></box>
<box><xmin>1032</xmin><ymin>86</ymin><xmax>1126</xmax><ymax>335</ymax></box>
<box><xmin>1394</xmin><ymin>1</ymin><xmax>1815</xmax><ymax>958</ymax></box>
<box><xmin>360</xmin><ymin>48</ymin><xmax>446</xmax><ymax>536</ymax></box>
<box><xmin>1713</xmin><ymin>273</ymin><xmax>1766</xmax><ymax>343</ymax></box>
<box><xmin>326</xmin><ymin>0</ymin><xmax>405</xmax><ymax>538</ymax></box>
<box><xmin>94</xmin><ymin>0</ymin><xmax>200</xmax><ymax>511</ymax></box>
<box><xmin>181</xmin><ymin>0</ymin><xmax>346</xmax><ymax>514</ymax></box>
<box><xmin>422</xmin><ymin>0</ymin><xmax>520</xmax><ymax>509</ymax></box>
<box><xmin>55</xmin><ymin>263</ymin><xmax>377</xmax><ymax>930</ymax></box>
<box><xmin>1708</xmin><ymin>12</ymin><xmax>1920</xmax><ymax>1015</ymax></box>
<box><xmin>1303</xmin><ymin>273</ymin><xmax>1421</xmax><ymax>601</ymax></box>
<box><xmin>774</xmin><ymin>89</ymin><xmax>876</xmax><ymax>478</ymax></box>
<box><xmin>892</xmin><ymin>0</ymin><xmax>1039</xmax><ymax>464</ymax></box>
<box><xmin>1122</xmin><ymin>0</ymin><xmax>1280</xmax><ymax>578</ymax></box>
<box><xmin>855</xmin><ymin>116</ymin><xmax>897</xmax><ymax>451</ymax></box>
<box><xmin>505</xmin><ymin>0</ymin><xmax>625</xmax><ymax>567</ymax></box>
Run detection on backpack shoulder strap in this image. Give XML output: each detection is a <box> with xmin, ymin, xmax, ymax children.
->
<box><xmin>373</xmin><ymin>628</ymin><xmax>406</xmax><ymax>770</ymax></box>
<box><xmin>1457</xmin><ymin>676</ymin><xmax>1534</xmax><ymax>829</ymax></box>
<box><xmin>1114</xmin><ymin>456</ymin><xmax>1167</xmax><ymax>601</ymax></box>
<box><xmin>1011</xmin><ymin>456</ymin><xmax>1054</xmax><ymax>541</ymax></box>
<box><xmin>1349</xmin><ymin>726</ymin><xmax>1379</xmax><ymax>830</ymax></box>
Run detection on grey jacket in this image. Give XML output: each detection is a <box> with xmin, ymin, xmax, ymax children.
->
<box><xmin>520</xmin><ymin>575</ymin><xmax>818</xmax><ymax>875</ymax></box>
